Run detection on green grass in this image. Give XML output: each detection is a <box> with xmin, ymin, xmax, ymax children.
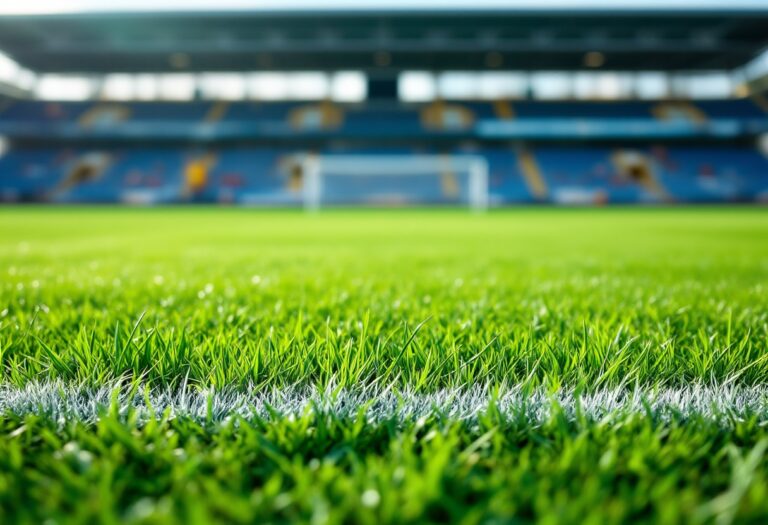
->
<box><xmin>1</xmin><ymin>207</ymin><xmax>768</xmax><ymax>523</ymax></box>
<box><xmin>4</xmin><ymin>406</ymin><xmax>768</xmax><ymax>524</ymax></box>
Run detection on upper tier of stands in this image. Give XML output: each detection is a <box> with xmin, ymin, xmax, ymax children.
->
<box><xmin>1</xmin><ymin>98</ymin><xmax>766</xmax><ymax>140</ymax></box>
<box><xmin>2</xmin><ymin>99</ymin><xmax>765</xmax><ymax>121</ymax></box>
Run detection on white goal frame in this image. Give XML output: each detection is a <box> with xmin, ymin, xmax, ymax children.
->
<box><xmin>301</xmin><ymin>154</ymin><xmax>489</xmax><ymax>211</ymax></box>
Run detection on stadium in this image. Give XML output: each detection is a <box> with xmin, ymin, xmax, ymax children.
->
<box><xmin>1</xmin><ymin>1</ymin><xmax>768</xmax><ymax>523</ymax></box>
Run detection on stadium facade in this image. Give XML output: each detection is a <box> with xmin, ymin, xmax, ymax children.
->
<box><xmin>0</xmin><ymin>8</ymin><xmax>767</xmax><ymax>205</ymax></box>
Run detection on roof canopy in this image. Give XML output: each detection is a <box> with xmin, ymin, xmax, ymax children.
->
<box><xmin>0</xmin><ymin>9</ymin><xmax>766</xmax><ymax>73</ymax></box>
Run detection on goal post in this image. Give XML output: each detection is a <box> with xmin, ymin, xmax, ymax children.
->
<box><xmin>301</xmin><ymin>154</ymin><xmax>489</xmax><ymax>211</ymax></box>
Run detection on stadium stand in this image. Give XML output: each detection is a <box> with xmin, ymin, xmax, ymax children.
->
<box><xmin>1</xmin><ymin>99</ymin><xmax>766</xmax><ymax>205</ymax></box>
<box><xmin>0</xmin><ymin>9</ymin><xmax>767</xmax><ymax>206</ymax></box>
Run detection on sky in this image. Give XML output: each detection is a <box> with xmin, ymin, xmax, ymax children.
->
<box><xmin>1</xmin><ymin>0</ymin><xmax>768</xmax><ymax>15</ymax></box>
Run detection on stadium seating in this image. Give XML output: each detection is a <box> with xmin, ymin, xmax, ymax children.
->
<box><xmin>205</xmin><ymin>149</ymin><xmax>298</xmax><ymax>205</ymax></box>
<box><xmin>483</xmin><ymin>149</ymin><xmax>536</xmax><ymax>204</ymax></box>
<box><xmin>652</xmin><ymin>147</ymin><xmax>768</xmax><ymax>202</ymax></box>
<box><xmin>0</xmin><ymin>101</ymin><xmax>93</xmax><ymax>123</ymax></box>
<box><xmin>0</xmin><ymin>99</ymin><xmax>766</xmax><ymax>204</ymax></box>
<box><xmin>2</xmin><ymin>98</ymin><xmax>765</xmax><ymax>129</ymax></box>
<box><xmin>3</xmin><ymin>144</ymin><xmax>765</xmax><ymax>205</ymax></box>
<box><xmin>534</xmin><ymin>148</ymin><xmax>650</xmax><ymax>204</ymax></box>
<box><xmin>513</xmin><ymin>101</ymin><xmax>654</xmax><ymax>119</ymax></box>
<box><xmin>696</xmin><ymin>100</ymin><xmax>766</xmax><ymax>119</ymax></box>
<box><xmin>0</xmin><ymin>148</ymin><xmax>61</xmax><ymax>201</ymax></box>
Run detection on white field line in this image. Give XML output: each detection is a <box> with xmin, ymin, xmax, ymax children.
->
<box><xmin>1</xmin><ymin>381</ymin><xmax>768</xmax><ymax>424</ymax></box>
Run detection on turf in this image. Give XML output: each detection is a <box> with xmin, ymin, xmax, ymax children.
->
<box><xmin>1</xmin><ymin>207</ymin><xmax>768</xmax><ymax>523</ymax></box>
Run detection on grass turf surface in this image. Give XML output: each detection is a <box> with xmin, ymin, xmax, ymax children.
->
<box><xmin>1</xmin><ymin>207</ymin><xmax>768</xmax><ymax>523</ymax></box>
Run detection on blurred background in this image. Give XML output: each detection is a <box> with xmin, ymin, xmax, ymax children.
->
<box><xmin>0</xmin><ymin>0</ymin><xmax>767</xmax><ymax>207</ymax></box>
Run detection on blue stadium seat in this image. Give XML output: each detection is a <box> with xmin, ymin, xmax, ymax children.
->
<box><xmin>1</xmin><ymin>99</ymin><xmax>766</xmax><ymax>204</ymax></box>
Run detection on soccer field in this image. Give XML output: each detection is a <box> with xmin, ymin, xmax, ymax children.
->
<box><xmin>2</xmin><ymin>207</ymin><xmax>768</xmax><ymax>523</ymax></box>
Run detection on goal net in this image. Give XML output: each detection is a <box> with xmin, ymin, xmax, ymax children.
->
<box><xmin>301</xmin><ymin>154</ymin><xmax>489</xmax><ymax>210</ymax></box>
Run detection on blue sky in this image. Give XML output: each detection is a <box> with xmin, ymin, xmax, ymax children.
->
<box><xmin>2</xmin><ymin>0</ymin><xmax>768</xmax><ymax>15</ymax></box>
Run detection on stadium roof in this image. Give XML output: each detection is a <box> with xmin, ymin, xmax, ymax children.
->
<box><xmin>0</xmin><ymin>6</ymin><xmax>766</xmax><ymax>73</ymax></box>
<box><xmin>2</xmin><ymin>1</ymin><xmax>768</xmax><ymax>14</ymax></box>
